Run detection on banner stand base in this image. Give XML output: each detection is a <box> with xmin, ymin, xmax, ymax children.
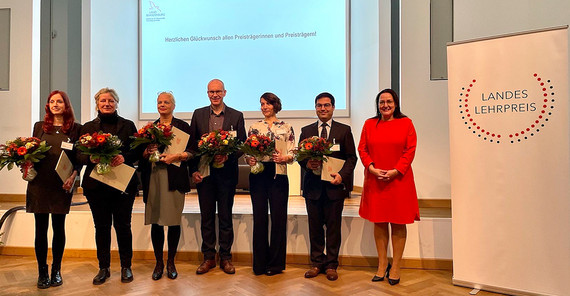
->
<box><xmin>453</xmin><ymin>278</ymin><xmax>546</xmax><ymax>296</ymax></box>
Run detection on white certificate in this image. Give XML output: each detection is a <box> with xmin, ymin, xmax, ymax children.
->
<box><xmin>198</xmin><ymin>155</ymin><xmax>210</xmax><ymax>179</ymax></box>
<box><xmin>89</xmin><ymin>164</ymin><xmax>136</xmax><ymax>193</ymax></box>
<box><xmin>163</xmin><ymin>126</ymin><xmax>190</xmax><ymax>167</ymax></box>
<box><xmin>275</xmin><ymin>139</ymin><xmax>287</xmax><ymax>175</ymax></box>
<box><xmin>321</xmin><ymin>156</ymin><xmax>345</xmax><ymax>182</ymax></box>
<box><xmin>55</xmin><ymin>151</ymin><xmax>73</xmax><ymax>182</ymax></box>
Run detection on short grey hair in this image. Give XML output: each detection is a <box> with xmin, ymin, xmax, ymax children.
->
<box><xmin>158</xmin><ymin>91</ymin><xmax>176</xmax><ymax>106</ymax></box>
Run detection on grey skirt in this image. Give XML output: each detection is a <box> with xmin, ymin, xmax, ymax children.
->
<box><xmin>145</xmin><ymin>163</ymin><xmax>185</xmax><ymax>226</ymax></box>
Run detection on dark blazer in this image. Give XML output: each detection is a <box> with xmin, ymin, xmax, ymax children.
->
<box><xmin>188</xmin><ymin>104</ymin><xmax>247</xmax><ymax>185</ymax></box>
<box><xmin>78</xmin><ymin>114</ymin><xmax>141</xmax><ymax>196</ymax></box>
<box><xmin>139</xmin><ymin>117</ymin><xmax>192</xmax><ymax>203</ymax></box>
<box><xmin>298</xmin><ymin>120</ymin><xmax>357</xmax><ymax>200</ymax></box>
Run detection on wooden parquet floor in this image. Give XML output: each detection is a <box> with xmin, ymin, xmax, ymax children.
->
<box><xmin>0</xmin><ymin>255</ymin><xmax>505</xmax><ymax>296</ymax></box>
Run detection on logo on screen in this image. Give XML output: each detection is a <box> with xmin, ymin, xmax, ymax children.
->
<box><xmin>146</xmin><ymin>1</ymin><xmax>165</xmax><ymax>22</ymax></box>
<box><xmin>455</xmin><ymin>74</ymin><xmax>557</xmax><ymax>144</ymax></box>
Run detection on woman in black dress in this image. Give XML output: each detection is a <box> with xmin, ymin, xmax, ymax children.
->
<box><xmin>26</xmin><ymin>90</ymin><xmax>82</xmax><ymax>289</ymax></box>
<box><xmin>139</xmin><ymin>92</ymin><xmax>192</xmax><ymax>280</ymax></box>
<box><xmin>78</xmin><ymin>88</ymin><xmax>141</xmax><ymax>285</ymax></box>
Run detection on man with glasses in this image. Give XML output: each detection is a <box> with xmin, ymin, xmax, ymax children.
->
<box><xmin>189</xmin><ymin>79</ymin><xmax>246</xmax><ymax>275</ymax></box>
<box><xmin>297</xmin><ymin>92</ymin><xmax>357</xmax><ymax>281</ymax></box>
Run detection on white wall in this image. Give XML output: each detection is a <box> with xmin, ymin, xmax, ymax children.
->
<box><xmin>82</xmin><ymin>0</ymin><xmax>138</xmax><ymax>122</ymax></box>
<box><xmin>454</xmin><ymin>0</ymin><xmax>570</xmax><ymax>42</ymax></box>
<box><xmin>400</xmin><ymin>0</ymin><xmax>451</xmax><ymax>200</ymax></box>
<box><xmin>0</xmin><ymin>210</ymin><xmax>453</xmax><ymax>260</ymax></box>
<box><xmin>0</xmin><ymin>0</ymin><xmax>41</xmax><ymax>194</ymax></box>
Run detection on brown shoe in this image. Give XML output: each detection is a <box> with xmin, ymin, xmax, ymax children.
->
<box><xmin>304</xmin><ymin>266</ymin><xmax>321</xmax><ymax>278</ymax></box>
<box><xmin>196</xmin><ymin>259</ymin><xmax>216</xmax><ymax>275</ymax></box>
<box><xmin>220</xmin><ymin>259</ymin><xmax>235</xmax><ymax>274</ymax></box>
<box><xmin>326</xmin><ymin>268</ymin><xmax>338</xmax><ymax>281</ymax></box>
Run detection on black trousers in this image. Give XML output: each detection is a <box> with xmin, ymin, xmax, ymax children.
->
<box><xmin>196</xmin><ymin>168</ymin><xmax>237</xmax><ymax>261</ymax></box>
<box><xmin>249</xmin><ymin>162</ymin><xmax>289</xmax><ymax>274</ymax></box>
<box><xmin>86</xmin><ymin>192</ymin><xmax>135</xmax><ymax>268</ymax></box>
<box><xmin>305</xmin><ymin>191</ymin><xmax>345</xmax><ymax>270</ymax></box>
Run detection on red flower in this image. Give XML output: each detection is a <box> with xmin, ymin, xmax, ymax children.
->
<box><xmin>17</xmin><ymin>146</ymin><xmax>27</xmax><ymax>156</ymax></box>
<box><xmin>251</xmin><ymin>140</ymin><xmax>260</xmax><ymax>147</ymax></box>
<box><xmin>304</xmin><ymin>142</ymin><xmax>313</xmax><ymax>150</ymax></box>
<box><xmin>96</xmin><ymin>135</ymin><xmax>106</xmax><ymax>143</ymax></box>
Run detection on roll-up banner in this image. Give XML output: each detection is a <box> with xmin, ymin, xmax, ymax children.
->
<box><xmin>448</xmin><ymin>26</ymin><xmax>569</xmax><ymax>296</ymax></box>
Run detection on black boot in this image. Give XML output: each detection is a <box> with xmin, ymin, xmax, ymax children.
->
<box><xmin>50</xmin><ymin>265</ymin><xmax>63</xmax><ymax>287</ymax></box>
<box><xmin>37</xmin><ymin>265</ymin><xmax>50</xmax><ymax>289</ymax></box>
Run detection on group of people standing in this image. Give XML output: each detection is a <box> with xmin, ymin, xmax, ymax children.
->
<box><xmin>24</xmin><ymin>79</ymin><xmax>419</xmax><ymax>289</ymax></box>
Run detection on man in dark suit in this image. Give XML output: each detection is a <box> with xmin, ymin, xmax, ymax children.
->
<box><xmin>189</xmin><ymin>79</ymin><xmax>246</xmax><ymax>275</ymax></box>
<box><xmin>298</xmin><ymin>92</ymin><xmax>357</xmax><ymax>281</ymax></box>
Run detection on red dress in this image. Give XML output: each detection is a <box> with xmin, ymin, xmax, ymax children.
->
<box><xmin>358</xmin><ymin>117</ymin><xmax>420</xmax><ymax>224</ymax></box>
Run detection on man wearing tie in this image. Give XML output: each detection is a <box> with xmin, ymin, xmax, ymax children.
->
<box><xmin>297</xmin><ymin>92</ymin><xmax>357</xmax><ymax>281</ymax></box>
<box><xmin>189</xmin><ymin>79</ymin><xmax>247</xmax><ymax>274</ymax></box>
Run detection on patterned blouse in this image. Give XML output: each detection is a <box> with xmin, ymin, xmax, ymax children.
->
<box><xmin>248</xmin><ymin>120</ymin><xmax>295</xmax><ymax>163</ymax></box>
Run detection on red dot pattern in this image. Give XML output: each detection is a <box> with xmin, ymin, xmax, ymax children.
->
<box><xmin>458</xmin><ymin>73</ymin><xmax>555</xmax><ymax>143</ymax></box>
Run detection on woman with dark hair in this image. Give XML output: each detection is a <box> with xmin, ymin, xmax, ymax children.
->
<box><xmin>358</xmin><ymin>88</ymin><xmax>419</xmax><ymax>285</ymax></box>
<box><xmin>26</xmin><ymin>90</ymin><xmax>82</xmax><ymax>289</ymax></box>
<box><xmin>245</xmin><ymin>92</ymin><xmax>295</xmax><ymax>276</ymax></box>
<box><xmin>78</xmin><ymin>87</ymin><xmax>141</xmax><ymax>285</ymax></box>
<box><xmin>139</xmin><ymin>92</ymin><xmax>192</xmax><ymax>280</ymax></box>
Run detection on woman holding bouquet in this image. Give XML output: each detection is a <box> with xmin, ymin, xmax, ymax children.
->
<box><xmin>358</xmin><ymin>89</ymin><xmax>419</xmax><ymax>285</ymax></box>
<box><xmin>245</xmin><ymin>92</ymin><xmax>295</xmax><ymax>276</ymax></box>
<box><xmin>78</xmin><ymin>88</ymin><xmax>141</xmax><ymax>285</ymax></box>
<box><xmin>139</xmin><ymin>92</ymin><xmax>191</xmax><ymax>280</ymax></box>
<box><xmin>26</xmin><ymin>90</ymin><xmax>81</xmax><ymax>288</ymax></box>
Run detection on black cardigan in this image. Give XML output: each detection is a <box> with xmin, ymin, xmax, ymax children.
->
<box><xmin>138</xmin><ymin>117</ymin><xmax>192</xmax><ymax>203</ymax></box>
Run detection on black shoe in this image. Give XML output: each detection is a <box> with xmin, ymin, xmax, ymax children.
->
<box><xmin>92</xmin><ymin>268</ymin><xmax>110</xmax><ymax>285</ymax></box>
<box><xmin>372</xmin><ymin>263</ymin><xmax>391</xmax><ymax>282</ymax></box>
<box><xmin>265</xmin><ymin>270</ymin><xmax>282</xmax><ymax>276</ymax></box>
<box><xmin>121</xmin><ymin>267</ymin><xmax>134</xmax><ymax>283</ymax></box>
<box><xmin>166</xmin><ymin>260</ymin><xmax>178</xmax><ymax>279</ymax></box>
<box><xmin>388</xmin><ymin>277</ymin><xmax>400</xmax><ymax>285</ymax></box>
<box><xmin>152</xmin><ymin>262</ymin><xmax>164</xmax><ymax>280</ymax></box>
<box><xmin>37</xmin><ymin>265</ymin><xmax>50</xmax><ymax>289</ymax></box>
<box><xmin>50</xmin><ymin>266</ymin><xmax>63</xmax><ymax>287</ymax></box>
<box><xmin>386</xmin><ymin>263</ymin><xmax>400</xmax><ymax>285</ymax></box>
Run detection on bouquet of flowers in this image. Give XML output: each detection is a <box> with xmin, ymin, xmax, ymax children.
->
<box><xmin>294</xmin><ymin>136</ymin><xmax>333</xmax><ymax>175</ymax></box>
<box><xmin>239</xmin><ymin>134</ymin><xmax>275</xmax><ymax>174</ymax></box>
<box><xmin>0</xmin><ymin>136</ymin><xmax>51</xmax><ymax>181</ymax></box>
<box><xmin>130</xmin><ymin>122</ymin><xmax>175</xmax><ymax>162</ymax></box>
<box><xmin>76</xmin><ymin>132</ymin><xmax>122</xmax><ymax>175</ymax></box>
<box><xmin>197</xmin><ymin>130</ymin><xmax>240</xmax><ymax>169</ymax></box>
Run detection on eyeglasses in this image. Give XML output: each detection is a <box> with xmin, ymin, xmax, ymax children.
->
<box><xmin>316</xmin><ymin>103</ymin><xmax>332</xmax><ymax>108</ymax></box>
<box><xmin>208</xmin><ymin>90</ymin><xmax>224</xmax><ymax>95</ymax></box>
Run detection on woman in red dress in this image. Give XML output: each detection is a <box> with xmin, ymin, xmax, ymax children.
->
<box><xmin>358</xmin><ymin>88</ymin><xmax>419</xmax><ymax>285</ymax></box>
